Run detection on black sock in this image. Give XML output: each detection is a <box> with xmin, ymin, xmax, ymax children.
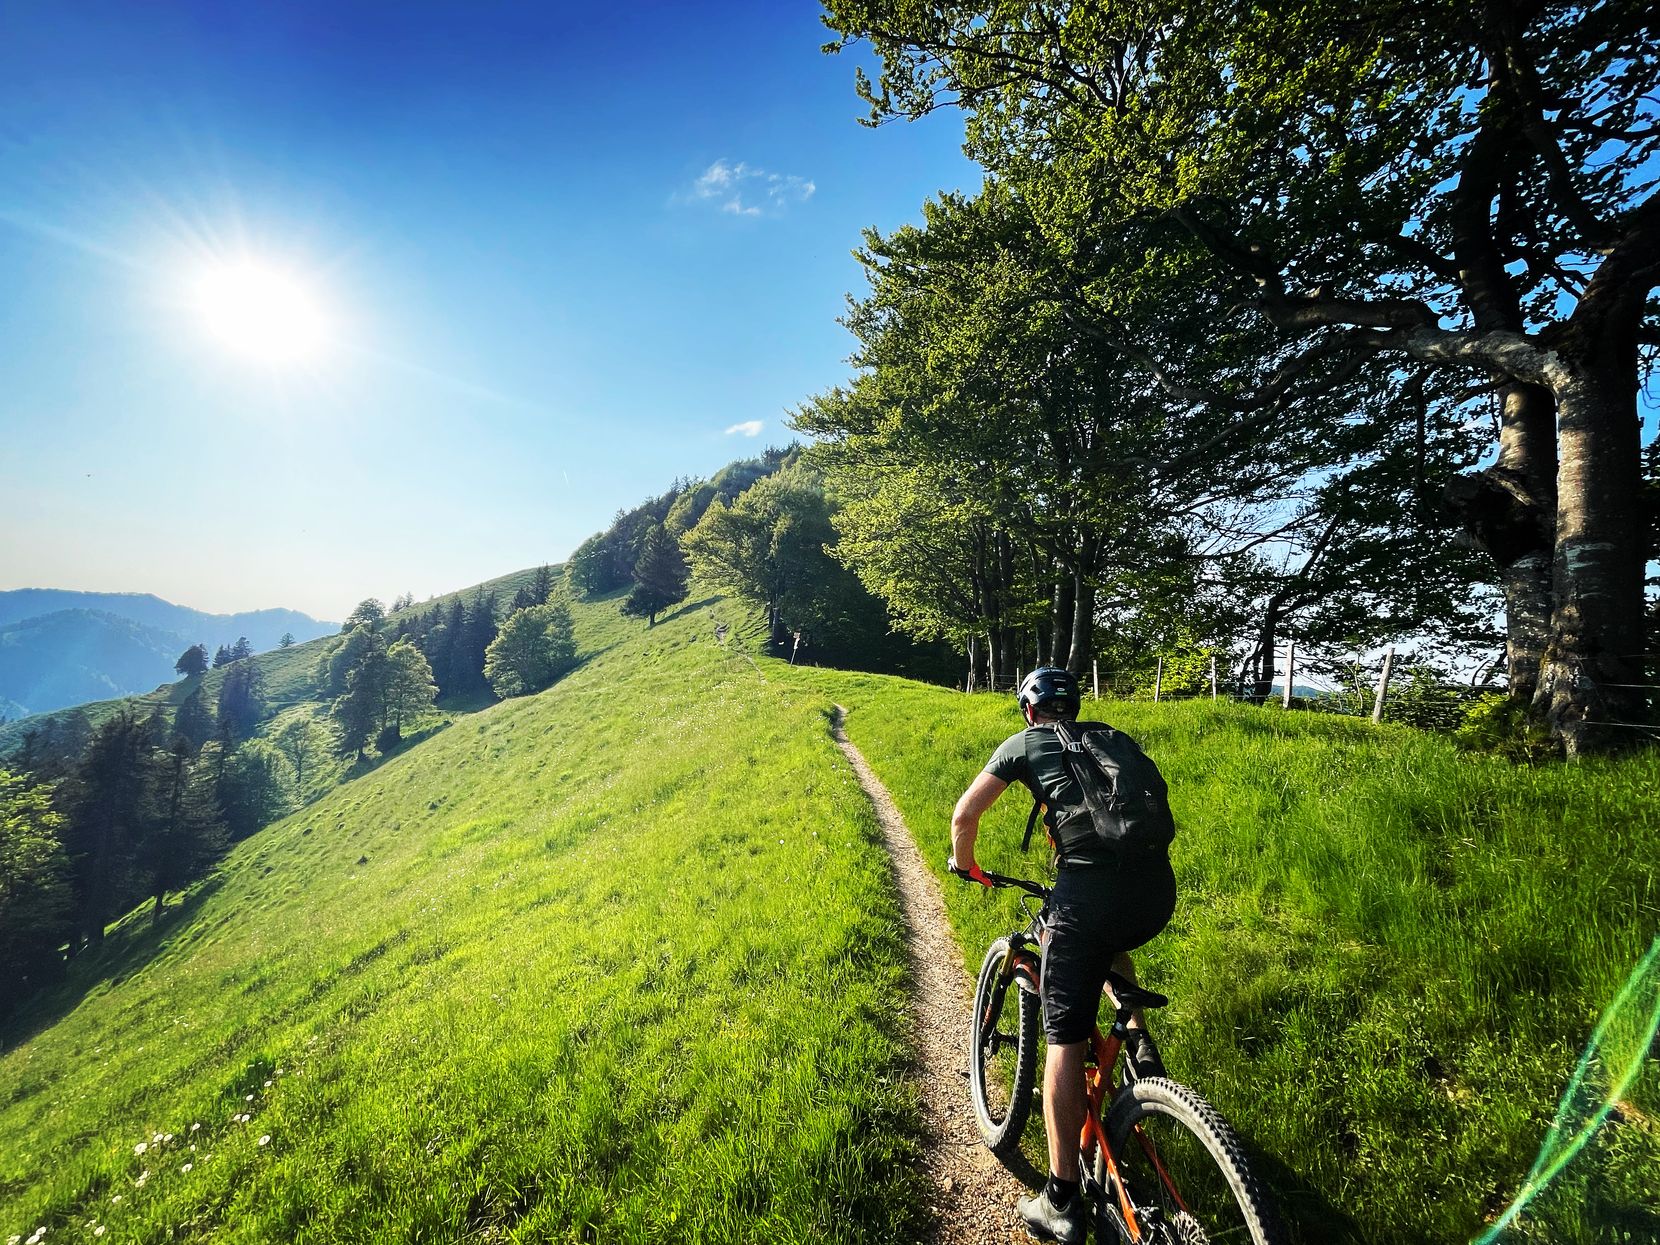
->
<box><xmin>1045</xmin><ymin>1174</ymin><xmax>1079</xmax><ymax>1207</ymax></box>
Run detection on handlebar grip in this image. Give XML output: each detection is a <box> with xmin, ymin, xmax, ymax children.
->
<box><xmin>947</xmin><ymin>856</ymin><xmax>993</xmax><ymax>887</ymax></box>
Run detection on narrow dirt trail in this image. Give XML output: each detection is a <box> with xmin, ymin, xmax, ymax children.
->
<box><xmin>830</xmin><ymin>706</ymin><xmax>1038</xmax><ymax>1245</ymax></box>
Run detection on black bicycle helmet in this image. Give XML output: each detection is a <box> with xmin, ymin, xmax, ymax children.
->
<box><xmin>1017</xmin><ymin>665</ymin><xmax>1080</xmax><ymax>719</ymax></box>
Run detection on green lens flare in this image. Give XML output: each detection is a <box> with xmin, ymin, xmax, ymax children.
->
<box><xmin>1474</xmin><ymin>936</ymin><xmax>1660</xmax><ymax>1244</ymax></box>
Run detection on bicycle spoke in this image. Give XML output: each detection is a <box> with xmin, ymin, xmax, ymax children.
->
<box><xmin>1116</xmin><ymin>1116</ymin><xmax>1258</xmax><ymax>1243</ymax></box>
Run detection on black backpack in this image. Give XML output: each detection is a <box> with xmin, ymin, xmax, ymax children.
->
<box><xmin>1021</xmin><ymin>720</ymin><xmax>1176</xmax><ymax>861</ymax></box>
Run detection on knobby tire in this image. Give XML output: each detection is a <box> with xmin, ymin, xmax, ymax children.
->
<box><xmin>968</xmin><ymin>937</ymin><xmax>1039</xmax><ymax>1154</ymax></box>
<box><xmin>1097</xmin><ymin>1077</ymin><xmax>1286</xmax><ymax>1245</ymax></box>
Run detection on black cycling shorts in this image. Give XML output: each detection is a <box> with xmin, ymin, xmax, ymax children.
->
<box><xmin>1040</xmin><ymin>856</ymin><xmax>1177</xmax><ymax>1045</ymax></box>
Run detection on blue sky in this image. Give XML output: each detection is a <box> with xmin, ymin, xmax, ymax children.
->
<box><xmin>0</xmin><ymin>1</ymin><xmax>977</xmax><ymax>620</ymax></box>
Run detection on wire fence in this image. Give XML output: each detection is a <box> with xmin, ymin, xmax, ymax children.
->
<box><xmin>966</xmin><ymin>645</ymin><xmax>1660</xmax><ymax>739</ymax></box>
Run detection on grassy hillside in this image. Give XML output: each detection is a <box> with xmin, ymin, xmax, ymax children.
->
<box><xmin>6</xmin><ymin>587</ymin><xmax>1655</xmax><ymax>1243</ymax></box>
<box><xmin>1</xmin><ymin>592</ymin><xmax>924</xmax><ymax>1243</ymax></box>
<box><xmin>796</xmin><ymin>668</ymin><xmax>1659</xmax><ymax>1245</ymax></box>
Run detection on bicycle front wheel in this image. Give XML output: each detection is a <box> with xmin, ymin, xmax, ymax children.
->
<box><xmin>1099</xmin><ymin>1077</ymin><xmax>1285</xmax><ymax>1245</ymax></box>
<box><xmin>967</xmin><ymin>937</ymin><xmax>1040</xmax><ymax>1154</ymax></box>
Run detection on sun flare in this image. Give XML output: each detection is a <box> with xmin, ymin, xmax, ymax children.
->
<box><xmin>193</xmin><ymin>260</ymin><xmax>330</xmax><ymax>363</ymax></box>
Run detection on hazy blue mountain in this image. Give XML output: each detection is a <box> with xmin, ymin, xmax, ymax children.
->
<box><xmin>0</xmin><ymin>589</ymin><xmax>334</xmax><ymax>652</ymax></box>
<box><xmin>0</xmin><ymin>592</ymin><xmax>335</xmax><ymax>720</ymax></box>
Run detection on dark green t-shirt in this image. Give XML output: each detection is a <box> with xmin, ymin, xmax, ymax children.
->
<box><xmin>984</xmin><ymin>720</ymin><xmax>1115</xmax><ymax>867</ymax></box>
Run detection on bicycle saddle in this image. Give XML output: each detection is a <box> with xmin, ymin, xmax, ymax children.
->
<box><xmin>1105</xmin><ymin>971</ymin><xmax>1168</xmax><ymax>1010</ymax></box>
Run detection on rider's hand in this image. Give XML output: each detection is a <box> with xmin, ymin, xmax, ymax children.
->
<box><xmin>947</xmin><ymin>855</ymin><xmax>989</xmax><ymax>886</ymax></box>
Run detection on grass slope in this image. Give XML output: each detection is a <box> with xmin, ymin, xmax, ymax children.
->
<box><xmin>796</xmin><ymin>668</ymin><xmax>1659</xmax><ymax>1245</ymax></box>
<box><xmin>1</xmin><ymin>596</ymin><xmax>925</xmax><ymax>1244</ymax></box>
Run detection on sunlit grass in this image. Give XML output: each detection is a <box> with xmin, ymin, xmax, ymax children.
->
<box><xmin>798</xmin><ymin>670</ymin><xmax>1660</xmax><ymax>1244</ymax></box>
<box><xmin>1</xmin><ymin>597</ymin><xmax>925</xmax><ymax>1243</ymax></box>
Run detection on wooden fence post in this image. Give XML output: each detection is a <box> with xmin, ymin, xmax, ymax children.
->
<box><xmin>1092</xmin><ymin>658</ymin><xmax>1100</xmax><ymax>700</ymax></box>
<box><xmin>1282</xmin><ymin>641</ymin><xmax>1296</xmax><ymax>709</ymax></box>
<box><xmin>1209</xmin><ymin>654</ymin><xmax>1218</xmax><ymax>701</ymax></box>
<box><xmin>1154</xmin><ymin>656</ymin><xmax>1164</xmax><ymax>702</ymax></box>
<box><xmin>1372</xmin><ymin>645</ymin><xmax>1396</xmax><ymax>723</ymax></box>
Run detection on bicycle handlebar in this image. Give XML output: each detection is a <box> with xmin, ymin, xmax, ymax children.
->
<box><xmin>946</xmin><ymin>858</ymin><xmax>1050</xmax><ymax>899</ymax></box>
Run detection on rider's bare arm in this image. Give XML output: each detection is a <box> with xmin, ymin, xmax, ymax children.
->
<box><xmin>950</xmin><ymin>771</ymin><xmax>1008</xmax><ymax>874</ymax></box>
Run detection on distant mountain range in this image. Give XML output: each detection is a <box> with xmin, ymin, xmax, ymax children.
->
<box><xmin>0</xmin><ymin>590</ymin><xmax>335</xmax><ymax>720</ymax></box>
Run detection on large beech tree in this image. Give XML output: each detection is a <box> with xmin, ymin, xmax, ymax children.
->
<box><xmin>826</xmin><ymin>0</ymin><xmax>1660</xmax><ymax>753</ymax></box>
<box><xmin>801</xmin><ymin>183</ymin><xmax>1493</xmax><ymax>689</ymax></box>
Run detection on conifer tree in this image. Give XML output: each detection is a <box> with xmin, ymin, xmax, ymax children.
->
<box><xmin>142</xmin><ymin>738</ymin><xmax>224</xmax><ymax>923</ymax></box>
<box><xmin>64</xmin><ymin>711</ymin><xmax>157</xmax><ymax>948</ymax></box>
<box><xmin>211</xmin><ymin>645</ymin><xmax>233</xmax><ymax>669</ymax></box>
<box><xmin>530</xmin><ymin>564</ymin><xmax>555</xmax><ymax>605</ymax></box>
<box><xmin>278</xmin><ymin>632</ymin><xmax>295</xmax><ymax>648</ymax></box>
<box><xmin>229</xmin><ymin>636</ymin><xmax>253</xmax><ymax>662</ymax></box>
<box><xmin>173</xmin><ymin>689</ymin><xmax>216</xmax><ymax>751</ymax></box>
<box><xmin>216</xmin><ymin>660</ymin><xmax>267</xmax><ymax>740</ymax></box>
<box><xmin>174</xmin><ymin>644</ymin><xmax>210</xmax><ymax>679</ymax></box>
<box><xmin>622</xmin><ymin>522</ymin><xmax>690</xmax><ymax>627</ymax></box>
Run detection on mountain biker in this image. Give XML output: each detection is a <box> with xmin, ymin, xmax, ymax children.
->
<box><xmin>948</xmin><ymin>665</ymin><xmax>1177</xmax><ymax>1245</ymax></box>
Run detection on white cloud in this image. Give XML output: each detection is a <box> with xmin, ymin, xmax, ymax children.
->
<box><xmin>725</xmin><ymin>420</ymin><xmax>764</xmax><ymax>437</ymax></box>
<box><xmin>683</xmin><ymin>160</ymin><xmax>816</xmax><ymax>218</ymax></box>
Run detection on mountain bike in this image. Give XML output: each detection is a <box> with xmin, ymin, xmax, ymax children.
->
<box><xmin>956</xmin><ymin>866</ymin><xmax>1285</xmax><ymax>1245</ymax></box>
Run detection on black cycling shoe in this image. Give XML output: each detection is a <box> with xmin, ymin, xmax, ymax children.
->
<box><xmin>1016</xmin><ymin>1189</ymin><xmax>1087</xmax><ymax>1244</ymax></box>
<box><xmin>1124</xmin><ymin>1026</ymin><xmax>1167</xmax><ymax>1081</ymax></box>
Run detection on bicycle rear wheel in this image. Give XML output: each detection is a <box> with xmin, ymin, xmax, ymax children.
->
<box><xmin>968</xmin><ymin>937</ymin><xmax>1040</xmax><ymax>1153</ymax></box>
<box><xmin>1098</xmin><ymin>1077</ymin><xmax>1285</xmax><ymax>1245</ymax></box>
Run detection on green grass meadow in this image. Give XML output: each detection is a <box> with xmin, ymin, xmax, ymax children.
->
<box><xmin>2</xmin><ymin>598</ymin><xmax>927</xmax><ymax>1243</ymax></box>
<box><xmin>4</xmin><ymin>584</ymin><xmax>1657</xmax><ymax>1244</ymax></box>
<box><xmin>797</xmin><ymin>668</ymin><xmax>1660</xmax><ymax>1244</ymax></box>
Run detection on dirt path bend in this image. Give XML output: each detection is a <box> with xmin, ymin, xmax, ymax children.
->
<box><xmin>830</xmin><ymin>706</ymin><xmax>1037</xmax><ymax>1245</ymax></box>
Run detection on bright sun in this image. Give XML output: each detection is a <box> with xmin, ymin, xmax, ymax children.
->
<box><xmin>194</xmin><ymin>261</ymin><xmax>330</xmax><ymax>363</ymax></box>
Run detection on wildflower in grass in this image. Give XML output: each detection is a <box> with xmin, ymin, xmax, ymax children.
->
<box><xmin>244</xmin><ymin>1094</ymin><xmax>254</xmax><ymax>1102</ymax></box>
<box><xmin>190</xmin><ymin>1122</ymin><xmax>200</xmax><ymax>1132</ymax></box>
<box><xmin>258</xmin><ymin>1135</ymin><xmax>271</xmax><ymax>1147</ymax></box>
<box><xmin>181</xmin><ymin>1163</ymin><xmax>193</xmax><ymax>1173</ymax></box>
<box><xmin>94</xmin><ymin>1229</ymin><xmax>106</xmax><ymax>1239</ymax></box>
<box><xmin>134</xmin><ymin>1171</ymin><xmax>148</xmax><ymax>1188</ymax></box>
<box><xmin>8</xmin><ymin>1233</ymin><xmax>20</xmax><ymax>1245</ymax></box>
<box><xmin>133</xmin><ymin>1142</ymin><xmax>147</xmax><ymax>1155</ymax></box>
<box><xmin>109</xmin><ymin>1197</ymin><xmax>121</xmax><ymax>1205</ymax></box>
<box><xmin>263</xmin><ymin>1079</ymin><xmax>273</xmax><ymax>1088</ymax></box>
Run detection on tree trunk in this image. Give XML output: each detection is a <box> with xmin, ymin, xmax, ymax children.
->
<box><xmin>1049</xmin><ymin>565</ymin><xmax>1074</xmax><ymax>671</ymax></box>
<box><xmin>1444</xmin><ymin>381</ymin><xmax>1556</xmax><ymax>700</ymax></box>
<box><xmin>1065</xmin><ymin>536</ymin><xmax>1097</xmax><ymax>674</ymax></box>
<box><xmin>1250</xmin><ymin>600</ymin><xmax>1283</xmax><ymax>705</ymax></box>
<box><xmin>1535</xmin><ymin>366</ymin><xmax>1647</xmax><ymax>755</ymax></box>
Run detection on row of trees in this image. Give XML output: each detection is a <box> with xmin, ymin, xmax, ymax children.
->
<box><xmin>1</xmin><ymin>567</ymin><xmax>581</xmax><ymax>1013</ymax></box>
<box><xmin>819</xmin><ymin>0</ymin><xmax>1659</xmax><ymax>752</ymax></box>
<box><xmin>570</xmin><ymin>453</ymin><xmax>956</xmax><ymax>677</ymax></box>
<box><xmin>2</xmin><ymin>705</ymin><xmax>298</xmax><ymax>1010</ymax></box>
<box><xmin>173</xmin><ymin>637</ymin><xmax>254</xmax><ymax>679</ymax></box>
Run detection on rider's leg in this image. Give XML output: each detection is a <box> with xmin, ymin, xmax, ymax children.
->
<box><xmin>1042</xmin><ymin>1039</ymin><xmax>1089</xmax><ymax>1181</ymax></box>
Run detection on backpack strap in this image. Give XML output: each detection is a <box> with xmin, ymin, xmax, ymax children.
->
<box><xmin>1020</xmin><ymin>724</ymin><xmax>1050</xmax><ymax>853</ymax></box>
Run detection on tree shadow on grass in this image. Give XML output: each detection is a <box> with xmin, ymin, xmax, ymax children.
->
<box><xmin>655</xmin><ymin>595</ymin><xmax>724</xmax><ymax>628</ymax></box>
<box><xmin>1</xmin><ymin>873</ymin><xmax>227</xmax><ymax>1056</ymax></box>
<box><xmin>1237</xmin><ymin>1130</ymin><xmax>1364</xmax><ymax>1244</ymax></box>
